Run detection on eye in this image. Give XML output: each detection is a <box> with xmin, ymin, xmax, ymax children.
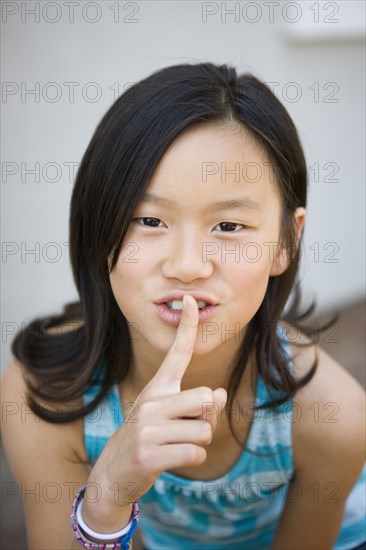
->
<box><xmin>214</xmin><ymin>222</ymin><xmax>246</xmax><ymax>232</ymax></box>
<box><xmin>134</xmin><ymin>217</ymin><xmax>166</xmax><ymax>228</ymax></box>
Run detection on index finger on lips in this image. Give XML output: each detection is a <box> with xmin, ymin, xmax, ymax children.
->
<box><xmin>150</xmin><ymin>294</ymin><xmax>199</xmax><ymax>391</ymax></box>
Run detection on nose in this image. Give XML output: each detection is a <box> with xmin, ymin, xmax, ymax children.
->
<box><xmin>161</xmin><ymin>231</ymin><xmax>214</xmax><ymax>283</ymax></box>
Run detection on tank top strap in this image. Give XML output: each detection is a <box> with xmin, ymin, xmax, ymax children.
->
<box><xmin>83</xmin><ymin>360</ymin><xmax>121</xmax><ymax>466</ymax></box>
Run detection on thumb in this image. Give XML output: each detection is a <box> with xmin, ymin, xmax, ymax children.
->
<box><xmin>213</xmin><ymin>387</ymin><xmax>227</xmax><ymax>412</ymax></box>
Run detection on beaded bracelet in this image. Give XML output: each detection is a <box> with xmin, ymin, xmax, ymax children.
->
<box><xmin>70</xmin><ymin>485</ymin><xmax>139</xmax><ymax>550</ymax></box>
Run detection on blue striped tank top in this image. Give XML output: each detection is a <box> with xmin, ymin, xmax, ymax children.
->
<box><xmin>83</xmin><ymin>330</ymin><xmax>366</xmax><ymax>549</ymax></box>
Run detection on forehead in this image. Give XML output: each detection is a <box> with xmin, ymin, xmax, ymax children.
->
<box><xmin>147</xmin><ymin>121</ymin><xmax>281</xmax><ymax>210</ymax></box>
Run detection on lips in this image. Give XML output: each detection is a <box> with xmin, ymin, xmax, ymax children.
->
<box><xmin>156</xmin><ymin>291</ymin><xmax>218</xmax><ymax>306</ymax></box>
<box><xmin>154</xmin><ymin>292</ymin><xmax>219</xmax><ymax>325</ymax></box>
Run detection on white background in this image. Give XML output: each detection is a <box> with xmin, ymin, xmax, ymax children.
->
<box><xmin>1</xmin><ymin>0</ymin><xmax>365</xmax><ymax>371</ymax></box>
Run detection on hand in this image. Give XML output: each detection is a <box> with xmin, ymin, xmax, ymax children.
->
<box><xmin>87</xmin><ymin>294</ymin><xmax>227</xmax><ymax>514</ymax></box>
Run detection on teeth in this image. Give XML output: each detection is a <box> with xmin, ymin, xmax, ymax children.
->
<box><xmin>165</xmin><ymin>299</ymin><xmax>208</xmax><ymax>310</ymax></box>
<box><xmin>166</xmin><ymin>300</ymin><xmax>184</xmax><ymax>311</ymax></box>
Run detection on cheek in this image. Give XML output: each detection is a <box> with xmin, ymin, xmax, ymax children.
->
<box><xmin>225</xmin><ymin>262</ymin><xmax>271</xmax><ymax>326</ymax></box>
<box><xmin>223</xmin><ymin>244</ymin><xmax>273</xmax><ymax>285</ymax></box>
<box><xmin>109</xmin><ymin>260</ymin><xmax>140</xmax><ymax>313</ymax></box>
<box><xmin>118</xmin><ymin>235</ymin><xmax>159</xmax><ymax>270</ymax></box>
<box><xmin>224</xmin><ymin>250</ymin><xmax>273</xmax><ymax>311</ymax></box>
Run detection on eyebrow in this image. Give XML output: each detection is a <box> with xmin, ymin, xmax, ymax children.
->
<box><xmin>141</xmin><ymin>192</ymin><xmax>262</xmax><ymax>213</ymax></box>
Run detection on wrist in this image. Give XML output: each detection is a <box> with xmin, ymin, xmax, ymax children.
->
<box><xmin>82</xmin><ymin>495</ymin><xmax>134</xmax><ymax>534</ymax></box>
<box><xmin>70</xmin><ymin>486</ymin><xmax>139</xmax><ymax>549</ymax></box>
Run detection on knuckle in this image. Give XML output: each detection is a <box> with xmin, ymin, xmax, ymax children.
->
<box><xmin>211</xmin><ymin>416</ymin><xmax>218</xmax><ymax>431</ymax></box>
<box><xmin>133</xmin><ymin>443</ymin><xmax>151</xmax><ymax>471</ymax></box>
<box><xmin>193</xmin><ymin>446</ymin><xmax>207</xmax><ymax>464</ymax></box>
<box><xmin>186</xmin><ymin>445</ymin><xmax>205</xmax><ymax>464</ymax></box>
<box><xmin>137</xmin><ymin>424</ymin><xmax>152</xmax><ymax>441</ymax></box>
<box><xmin>200</xmin><ymin>421</ymin><xmax>213</xmax><ymax>443</ymax></box>
<box><xmin>137</xmin><ymin>400</ymin><xmax>154</xmax><ymax>418</ymax></box>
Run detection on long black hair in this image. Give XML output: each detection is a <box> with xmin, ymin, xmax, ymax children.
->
<box><xmin>12</xmin><ymin>63</ymin><xmax>337</xmax><ymax>451</ymax></box>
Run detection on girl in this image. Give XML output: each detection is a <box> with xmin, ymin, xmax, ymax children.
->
<box><xmin>1</xmin><ymin>63</ymin><xmax>365</xmax><ymax>550</ymax></box>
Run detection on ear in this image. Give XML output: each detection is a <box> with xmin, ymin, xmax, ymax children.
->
<box><xmin>270</xmin><ymin>207</ymin><xmax>306</xmax><ymax>277</ymax></box>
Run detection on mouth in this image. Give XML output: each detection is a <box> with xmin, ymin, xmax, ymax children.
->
<box><xmin>156</xmin><ymin>292</ymin><xmax>218</xmax><ymax>310</ymax></box>
<box><xmin>154</xmin><ymin>293</ymin><xmax>218</xmax><ymax>326</ymax></box>
<box><xmin>165</xmin><ymin>299</ymin><xmax>209</xmax><ymax>311</ymax></box>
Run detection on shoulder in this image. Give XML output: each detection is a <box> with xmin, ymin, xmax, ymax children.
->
<box><xmin>1</xmin><ymin>357</ymin><xmax>93</xmax><ymax>548</ymax></box>
<box><xmin>281</xmin><ymin>322</ymin><xmax>365</xmax><ymax>495</ymax></box>
<box><xmin>1</xmin><ymin>315</ymin><xmax>88</xmax><ymax>466</ymax></box>
<box><xmin>279</xmin><ymin>320</ymin><xmax>365</xmax><ymax>415</ymax></box>
<box><xmin>1</xmin><ymin>357</ymin><xmax>88</xmax><ymax>465</ymax></box>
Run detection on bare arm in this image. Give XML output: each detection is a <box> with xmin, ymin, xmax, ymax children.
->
<box><xmin>0</xmin><ymin>360</ymin><xmax>137</xmax><ymax>550</ymax></box>
<box><xmin>1</xmin><ymin>360</ymin><xmax>86</xmax><ymax>548</ymax></box>
<box><xmin>272</xmin><ymin>347</ymin><xmax>366</xmax><ymax>549</ymax></box>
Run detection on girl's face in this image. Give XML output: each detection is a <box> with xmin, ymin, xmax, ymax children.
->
<box><xmin>110</xmin><ymin>122</ymin><xmax>303</xmax><ymax>356</ymax></box>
